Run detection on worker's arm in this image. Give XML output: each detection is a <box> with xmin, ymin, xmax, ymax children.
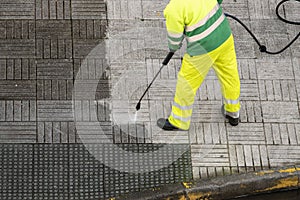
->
<box><xmin>163</xmin><ymin>4</ymin><xmax>185</xmax><ymax>52</ymax></box>
<box><xmin>217</xmin><ymin>0</ymin><xmax>223</xmax><ymax>4</ymax></box>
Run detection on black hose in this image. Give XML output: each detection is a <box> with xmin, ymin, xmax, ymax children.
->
<box><xmin>225</xmin><ymin>0</ymin><xmax>300</xmax><ymax>55</ymax></box>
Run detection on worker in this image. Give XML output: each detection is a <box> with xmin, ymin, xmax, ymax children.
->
<box><xmin>157</xmin><ymin>0</ymin><xmax>240</xmax><ymax>131</ymax></box>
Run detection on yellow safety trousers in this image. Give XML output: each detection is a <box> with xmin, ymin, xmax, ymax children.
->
<box><xmin>168</xmin><ymin>34</ymin><xmax>240</xmax><ymax>130</ymax></box>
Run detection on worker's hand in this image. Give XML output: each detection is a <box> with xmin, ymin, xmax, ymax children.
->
<box><xmin>169</xmin><ymin>48</ymin><xmax>177</xmax><ymax>53</ymax></box>
<box><xmin>169</xmin><ymin>42</ymin><xmax>182</xmax><ymax>53</ymax></box>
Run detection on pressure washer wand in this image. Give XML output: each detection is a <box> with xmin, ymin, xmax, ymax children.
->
<box><xmin>136</xmin><ymin>52</ymin><xmax>174</xmax><ymax>111</ymax></box>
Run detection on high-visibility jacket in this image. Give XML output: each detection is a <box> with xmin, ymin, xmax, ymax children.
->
<box><xmin>164</xmin><ymin>0</ymin><xmax>231</xmax><ymax>56</ymax></box>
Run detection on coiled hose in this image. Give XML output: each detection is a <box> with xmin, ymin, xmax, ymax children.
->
<box><xmin>225</xmin><ymin>0</ymin><xmax>300</xmax><ymax>55</ymax></box>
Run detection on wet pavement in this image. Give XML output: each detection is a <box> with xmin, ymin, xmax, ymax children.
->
<box><xmin>0</xmin><ymin>0</ymin><xmax>299</xmax><ymax>199</ymax></box>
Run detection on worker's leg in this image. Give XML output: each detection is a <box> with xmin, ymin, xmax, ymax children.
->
<box><xmin>212</xmin><ymin>34</ymin><xmax>240</xmax><ymax>118</ymax></box>
<box><xmin>168</xmin><ymin>53</ymin><xmax>214</xmax><ymax>130</ymax></box>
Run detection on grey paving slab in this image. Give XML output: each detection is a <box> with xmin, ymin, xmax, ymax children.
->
<box><xmin>0</xmin><ymin>59</ymin><xmax>36</xmax><ymax>80</ymax></box>
<box><xmin>141</xmin><ymin>0</ymin><xmax>168</xmax><ymax>20</ymax></box>
<box><xmin>0</xmin><ymin>100</ymin><xmax>36</xmax><ymax>122</ymax></box>
<box><xmin>240</xmin><ymin>80</ymin><xmax>260</xmax><ymax>101</ymax></box>
<box><xmin>189</xmin><ymin>123</ymin><xmax>227</xmax><ymax>145</ymax></box>
<box><xmin>36</xmin><ymin>20</ymin><xmax>72</xmax><ymax>39</ymax></box>
<box><xmin>0</xmin><ymin>80</ymin><xmax>36</xmax><ymax>100</ymax></box>
<box><xmin>36</xmin><ymin>59</ymin><xmax>73</xmax><ymax>80</ymax></box>
<box><xmin>37</xmin><ymin>121</ymin><xmax>76</xmax><ymax>143</ymax></box>
<box><xmin>71</xmin><ymin>0</ymin><xmax>106</xmax><ymax>19</ymax></box>
<box><xmin>268</xmin><ymin>145</ymin><xmax>300</xmax><ymax>167</ymax></box>
<box><xmin>0</xmin><ymin>20</ymin><xmax>35</xmax><ymax>39</ymax></box>
<box><xmin>73</xmin><ymin>39</ymin><xmax>104</xmax><ymax>58</ymax></box>
<box><xmin>72</xmin><ymin>20</ymin><xmax>107</xmax><ymax>39</ymax></box>
<box><xmin>37</xmin><ymin>79</ymin><xmax>73</xmax><ymax>100</ymax></box>
<box><xmin>107</xmin><ymin>0</ymin><xmax>143</xmax><ymax>20</ymax></box>
<box><xmin>0</xmin><ymin>122</ymin><xmax>36</xmax><ymax>143</ymax></box>
<box><xmin>0</xmin><ymin>0</ymin><xmax>35</xmax><ymax>20</ymax></box>
<box><xmin>293</xmin><ymin>58</ymin><xmax>300</xmax><ymax>79</ymax></box>
<box><xmin>261</xmin><ymin>101</ymin><xmax>300</xmax><ymax>123</ymax></box>
<box><xmin>191</xmin><ymin>144</ymin><xmax>230</xmax><ymax>167</ymax></box>
<box><xmin>0</xmin><ymin>39</ymin><xmax>35</xmax><ymax>58</ymax></box>
<box><xmin>37</xmin><ymin>100</ymin><xmax>74</xmax><ymax>121</ymax></box>
<box><xmin>238</xmin><ymin>59</ymin><xmax>257</xmax><ymax>80</ymax></box>
<box><xmin>35</xmin><ymin>0</ymin><xmax>71</xmax><ymax>20</ymax></box>
<box><xmin>227</xmin><ymin>123</ymin><xmax>265</xmax><ymax>145</ymax></box>
<box><xmin>256</xmin><ymin>58</ymin><xmax>294</xmax><ymax>80</ymax></box>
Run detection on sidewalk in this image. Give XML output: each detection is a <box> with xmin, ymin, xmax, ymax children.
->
<box><xmin>0</xmin><ymin>0</ymin><xmax>299</xmax><ymax>199</ymax></box>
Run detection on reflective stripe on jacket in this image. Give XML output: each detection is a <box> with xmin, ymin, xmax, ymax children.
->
<box><xmin>164</xmin><ymin>0</ymin><xmax>231</xmax><ymax>56</ymax></box>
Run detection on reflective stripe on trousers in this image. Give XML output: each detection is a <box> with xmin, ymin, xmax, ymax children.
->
<box><xmin>168</xmin><ymin>34</ymin><xmax>240</xmax><ymax>130</ymax></box>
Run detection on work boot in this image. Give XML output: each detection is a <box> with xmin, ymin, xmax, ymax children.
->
<box><xmin>157</xmin><ymin>118</ymin><xmax>179</xmax><ymax>131</ymax></box>
<box><xmin>221</xmin><ymin>105</ymin><xmax>239</xmax><ymax>126</ymax></box>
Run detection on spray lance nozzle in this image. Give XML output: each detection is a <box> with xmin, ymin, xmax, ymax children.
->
<box><xmin>135</xmin><ymin>52</ymin><xmax>174</xmax><ymax>111</ymax></box>
<box><xmin>135</xmin><ymin>102</ymin><xmax>141</xmax><ymax>111</ymax></box>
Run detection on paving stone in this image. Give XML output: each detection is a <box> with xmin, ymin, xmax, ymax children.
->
<box><xmin>74</xmin><ymin>58</ymin><xmax>109</xmax><ymax>80</ymax></box>
<box><xmin>0</xmin><ymin>80</ymin><xmax>36</xmax><ymax>100</ymax></box>
<box><xmin>0</xmin><ymin>59</ymin><xmax>36</xmax><ymax>80</ymax></box>
<box><xmin>191</xmin><ymin>144</ymin><xmax>229</xmax><ymax>167</ymax></box>
<box><xmin>199</xmin><ymin>167</ymin><xmax>209</xmax><ymax>179</ymax></box>
<box><xmin>36</xmin><ymin>0</ymin><xmax>71</xmax><ymax>19</ymax></box>
<box><xmin>238</xmin><ymin>59</ymin><xmax>257</xmax><ymax>80</ymax></box>
<box><xmin>267</xmin><ymin>145</ymin><xmax>300</xmax><ymax>167</ymax></box>
<box><xmin>36</xmin><ymin>59</ymin><xmax>73</xmax><ymax>80</ymax></box>
<box><xmin>240</xmin><ymin>80</ymin><xmax>259</xmax><ymax>101</ymax></box>
<box><xmin>239</xmin><ymin>101</ymin><xmax>263</xmax><ymax>123</ymax></box>
<box><xmin>37</xmin><ymin>121</ymin><xmax>76</xmax><ymax>143</ymax></box>
<box><xmin>227</xmin><ymin>123</ymin><xmax>265</xmax><ymax>145</ymax></box>
<box><xmin>0</xmin><ymin>122</ymin><xmax>36</xmax><ymax>143</ymax></box>
<box><xmin>0</xmin><ymin>39</ymin><xmax>35</xmax><ymax>58</ymax></box>
<box><xmin>112</xmin><ymin>123</ymin><xmax>150</xmax><ymax>144</ymax></box>
<box><xmin>0</xmin><ymin>100</ymin><xmax>36</xmax><ymax>122</ymax></box>
<box><xmin>256</xmin><ymin>58</ymin><xmax>294</xmax><ymax>80</ymax></box>
<box><xmin>192</xmin><ymin>100</ymin><xmax>224</xmax><ymax>123</ymax></box>
<box><xmin>222</xmin><ymin>0</ymin><xmax>249</xmax><ymax>19</ymax></box>
<box><xmin>71</xmin><ymin>0</ymin><xmax>106</xmax><ymax>19</ymax></box>
<box><xmin>0</xmin><ymin>20</ymin><xmax>35</xmax><ymax>39</ymax></box>
<box><xmin>289</xmin><ymin>32</ymin><xmax>300</xmax><ymax>57</ymax></box>
<box><xmin>141</xmin><ymin>0</ymin><xmax>168</xmax><ymax>20</ymax></box>
<box><xmin>232</xmin><ymin>34</ymin><xmax>256</xmax><ymax>59</ymax></box>
<box><xmin>293</xmin><ymin>58</ymin><xmax>300</xmax><ymax>79</ymax></box>
<box><xmin>188</xmin><ymin>123</ymin><xmax>227</xmax><ymax>145</ymax></box>
<box><xmin>248</xmin><ymin>0</ymin><xmax>282</xmax><ymax>20</ymax></box>
<box><xmin>73</xmin><ymin>80</ymin><xmax>110</xmax><ymax>101</ymax></box>
<box><xmin>265</xmin><ymin>123</ymin><xmax>300</xmax><ymax>145</ymax></box>
<box><xmin>261</xmin><ymin>101</ymin><xmax>300</xmax><ymax>123</ymax></box>
<box><xmin>0</xmin><ymin>0</ymin><xmax>35</xmax><ymax>20</ymax></box>
<box><xmin>73</xmin><ymin>39</ymin><xmax>104</xmax><ymax>58</ymax></box>
<box><xmin>250</xmin><ymin>20</ymin><xmax>292</xmax><ymax>58</ymax></box>
<box><xmin>36</xmin><ymin>39</ymin><xmax>73</xmax><ymax>59</ymax></box>
<box><xmin>36</xmin><ymin>20</ymin><xmax>72</xmax><ymax>39</ymax></box>
<box><xmin>37</xmin><ymin>100</ymin><xmax>74</xmax><ymax>121</ymax></box>
<box><xmin>107</xmin><ymin>0</ymin><xmax>142</xmax><ymax>20</ymax></box>
<box><xmin>72</xmin><ymin>20</ymin><xmax>107</xmax><ymax>39</ymax></box>
<box><xmin>37</xmin><ymin>80</ymin><xmax>73</xmax><ymax>100</ymax></box>
<box><xmin>281</xmin><ymin>0</ymin><xmax>300</xmax><ymax>21</ymax></box>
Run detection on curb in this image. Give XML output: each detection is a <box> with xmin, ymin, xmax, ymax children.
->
<box><xmin>112</xmin><ymin>166</ymin><xmax>300</xmax><ymax>200</ymax></box>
